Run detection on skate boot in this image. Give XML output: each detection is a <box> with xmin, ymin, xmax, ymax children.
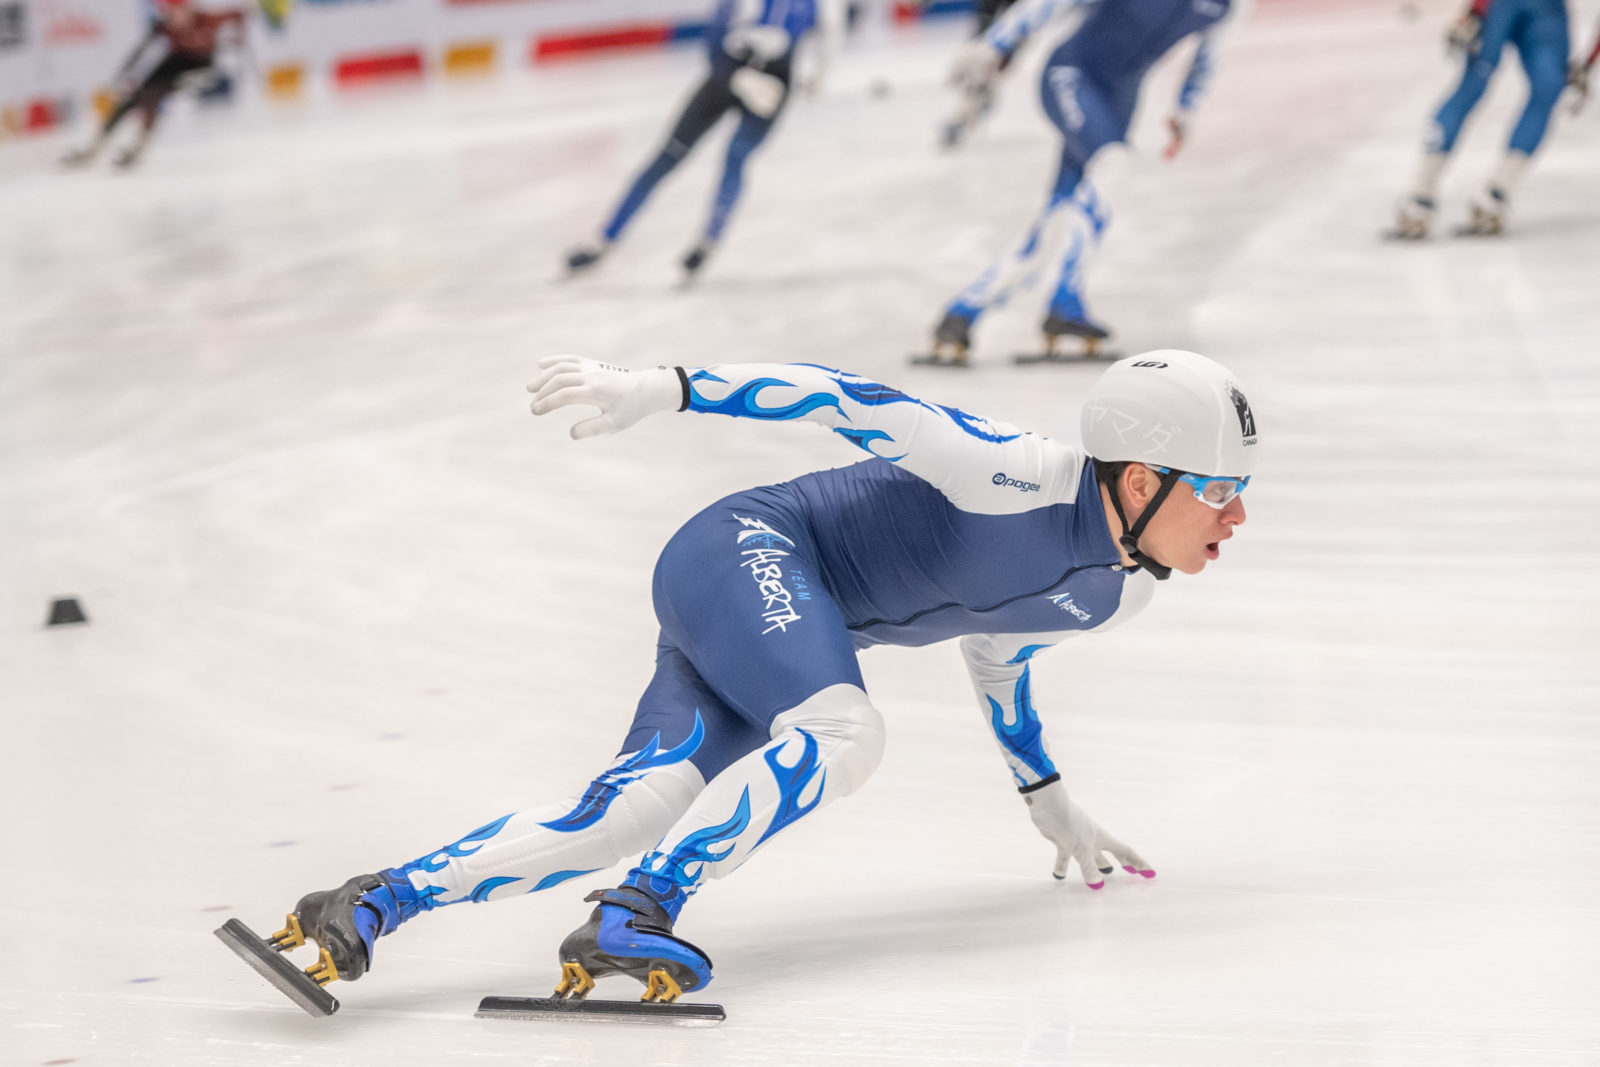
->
<box><xmin>1389</xmin><ymin>195</ymin><xmax>1435</xmax><ymax>240</ymax></box>
<box><xmin>1023</xmin><ymin>307</ymin><xmax>1113</xmax><ymax>363</ymax></box>
<box><xmin>555</xmin><ymin>885</ymin><xmax>713</xmax><ymax>1003</ymax></box>
<box><xmin>1460</xmin><ymin>188</ymin><xmax>1506</xmax><ymax>236</ymax></box>
<box><xmin>565</xmin><ymin>242</ymin><xmax>608</xmax><ymax>274</ymax></box>
<box><xmin>681</xmin><ymin>240</ymin><xmax>715</xmax><ymax>279</ymax></box>
<box><xmin>290</xmin><ymin>869</ymin><xmax>428</xmax><ymax>982</ymax></box>
<box><xmin>113</xmin><ymin>145</ymin><xmax>144</xmax><ymax>170</ymax></box>
<box><xmin>913</xmin><ymin>308</ymin><xmax>974</xmax><ymax>367</ymax></box>
<box><xmin>60</xmin><ymin>144</ymin><xmax>99</xmax><ymax>168</ymax></box>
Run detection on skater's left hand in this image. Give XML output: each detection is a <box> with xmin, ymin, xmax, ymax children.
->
<box><xmin>527</xmin><ymin>355</ymin><xmax>683</xmax><ymax>440</ymax></box>
<box><xmin>950</xmin><ymin>40</ymin><xmax>1001</xmax><ymax>92</ymax></box>
<box><xmin>1022</xmin><ymin>780</ymin><xmax>1155</xmax><ymax>889</ymax></box>
<box><xmin>1162</xmin><ymin>116</ymin><xmax>1186</xmax><ymax>160</ymax></box>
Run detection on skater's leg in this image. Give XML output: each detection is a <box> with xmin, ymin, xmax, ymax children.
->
<box><xmin>1506</xmin><ymin>6</ymin><xmax>1569</xmax><ymax>157</ymax></box>
<box><xmin>63</xmin><ymin>56</ymin><xmax>181</xmax><ymax>164</ymax></box>
<box><xmin>1459</xmin><ymin>9</ymin><xmax>1566</xmax><ymax>231</ymax></box>
<box><xmin>692</xmin><ymin>103</ymin><xmax>782</xmax><ymax>255</ymax></box>
<box><xmin>1430</xmin><ymin>3</ymin><xmax>1517</xmax><ymax>153</ymax></box>
<box><xmin>598</xmin><ymin>76</ymin><xmax>735</xmax><ymax>245</ymax></box>
<box><xmin>560</xmin><ymin>503</ymin><xmax>883</xmax><ymax>993</ymax></box>
<box><xmin>629</xmin><ymin>506</ymin><xmax>881</xmax><ymax>910</ymax></box>
<box><xmin>289</xmin><ymin>635</ymin><xmax>766</xmax><ymax>982</ymax></box>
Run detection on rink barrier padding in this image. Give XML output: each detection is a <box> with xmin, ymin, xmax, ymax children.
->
<box><xmin>444</xmin><ymin>40</ymin><xmax>498</xmax><ymax>74</ymax></box>
<box><xmin>267</xmin><ymin>63</ymin><xmax>306</xmax><ymax>98</ymax></box>
<box><xmin>334</xmin><ymin>49</ymin><xmax>426</xmax><ymax>86</ymax></box>
<box><xmin>532</xmin><ymin>20</ymin><xmax>706</xmax><ymax>62</ymax></box>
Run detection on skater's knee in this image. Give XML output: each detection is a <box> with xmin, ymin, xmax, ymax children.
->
<box><xmin>770</xmin><ymin>684</ymin><xmax>886</xmax><ymax>796</ymax></box>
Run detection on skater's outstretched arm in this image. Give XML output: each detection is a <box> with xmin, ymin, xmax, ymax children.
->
<box><xmin>527</xmin><ymin>355</ymin><xmax>1087</xmax><ymax>513</ymax></box>
<box><xmin>982</xmin><ymin>0</ymin><xmax>1093</xmax><ymax>59</ymax></box>
<box><xmin>960</xmin><ymin>631</ymin><xmax>1155</xmax><ymax>887</ymax></box>
<box><xmin>796</xmin><ymin>0</ymin><xmax>849</xmax><ymax>97</ymax></box>
<box><xmin>1165</xmin><ymin>0</ymin><xmax>1252</xmax><ymax>160</ymax></box>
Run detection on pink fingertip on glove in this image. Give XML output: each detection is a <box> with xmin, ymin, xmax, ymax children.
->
<box><xmin>1087</xmin><ymin>880</ymin><xmax>1105</xmax><ymax>890</ymax></box>
<box><xmin>1123</xmin><ymin>865</ymin><xmax>1157</xmax><ymax>879</ymax></box>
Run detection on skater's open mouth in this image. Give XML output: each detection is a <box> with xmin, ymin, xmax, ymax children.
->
<box><xmin>1205</xmin><ymin>541</ymin><xmax>1221</xmax><ymax>560</ymax></box>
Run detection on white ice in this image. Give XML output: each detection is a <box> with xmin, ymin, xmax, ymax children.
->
<box><xmin>3</xmin><ymin>1</ymin><xmax>1599</xmax><ymax>1063</ymax></box>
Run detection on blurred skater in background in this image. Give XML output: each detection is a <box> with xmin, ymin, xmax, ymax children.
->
<box><xmin>564</xmin><ymin>0</ymin><xmax>846</xmax><ymax>283</ymax></box>
<box><xmin>1390</xmin><ymin>0</ymin><xmax>1581</xmax><ymax>239</ymax></box>
<box><xmin>60</xmin><ymin>0</ymin><xmax>250</xmax><ymax>169</ymax></box>
<box><xmin>922</xmin><ymin>0</ymin><xmax>1247</xmax><ymax>366</ymax></box>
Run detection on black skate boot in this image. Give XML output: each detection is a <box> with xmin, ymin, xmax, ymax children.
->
<box><xmin>214</xmin><ymin>868</ymin><xmax>427</xmax><ymax>1017</ymax></box>
<box><xmin>1018</xmin><ymin>310</ymin><xmax>1115</xmax><ymax>363</ymax></box>
<box><xmin>681</xmin><ymin>240</ymin><xmax>715</xmax><ymax>279</ymax></box>
<box><xmin>565</xmin><ymin>243</ymin><xmax>607</xmax><ymax>274</ymax></box>
<box><xmin>912</xmin><ymin>309</ymin><xmax>975</xmax><ymax>367</ymax></box>
<box><xmin>290</xmin><ymin>870</ymin><xmax>423</xmax><ymax>982</ymax></box>
<box><xmin>555</xmin><ymin>885</ymin><xmax>713</xmax><ymax>1004</ymax></box>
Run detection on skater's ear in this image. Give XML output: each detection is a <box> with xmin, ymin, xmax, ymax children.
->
<box><xmin>1120</xmin><ymin>464</ymin><xmax>1161</xmax><ymax>510</ymax></box>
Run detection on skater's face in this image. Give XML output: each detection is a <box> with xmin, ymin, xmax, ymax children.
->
<box><xmin>1116</xmin><ymin>464</ymin><xmax>1247</xmax><ymax>575</ymax></box>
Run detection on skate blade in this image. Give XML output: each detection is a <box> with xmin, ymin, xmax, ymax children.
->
<box><xmin>475</xmin><ymin>994</ymin><xmax>725</xmax><ymax>1027</ymax></box>
<box><xmin>214</xmin><ymin>918</ymin><xmax>340</xmax><ymax>1018</ymax></box>
<box><xmin>908</xmin><ymin>352</ymin><xmax>970</xmax><ymax>368</ymax></box>
<box><xmin>1013</xmin><ymin>348</ymin><xmax>1122</xmax><ymax>365</ymax></box>
<box><xmin>1380</xmin><ymin>227</ymin><xmax>1429</xmax><ymax>242</ymax></box>
<box><xmin>1450</xmin><ymin>225</ymin><xmax>1502</xmax><ymax>238</ymax></box>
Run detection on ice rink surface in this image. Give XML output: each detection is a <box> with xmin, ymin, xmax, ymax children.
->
<box><xmin>4</xmin><ymin>1</ymin><xmax>1600</xmax><ymax>1063</ymax></box>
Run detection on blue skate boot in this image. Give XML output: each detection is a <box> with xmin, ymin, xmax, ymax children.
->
<box><xmin>290</xmin><ymin>868</ymin><xmax>430</xmax><ymax>982</ymax></box>
<box><xmin>555</xmin><ymin>881</ymin><xmax>713</xmax><ymax>1004</ymax></box>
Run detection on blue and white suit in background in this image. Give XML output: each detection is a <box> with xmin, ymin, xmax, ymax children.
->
<box><xmin>597</xmin><ymin>0</ymin><xmax>846</xmax><ymax>252</ymax></box>
<box><xmin>943</xmin><ymin>0</ymin><xmax>1245</xmax><ymax>336</ymax></box>
<box><xmin>378</xmin><ymin>363</ymin><xmax>1157</xmax><ymax>928</ymax></box>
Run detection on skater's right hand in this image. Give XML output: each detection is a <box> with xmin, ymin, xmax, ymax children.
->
<box><xmin>527</xmin><ymin>356</ymin><xmax>684</xmax><ymax>440</ymax></box>
<box><xmin>1446</xmin><ymin>13</ymin><xmax>1481</xmax><ymax>55</ymax></box>
<box><xmin>1569</xmin><ymin>60</ymin><xmax>1591</xmax><ymax>114</ymax></box>
<box><xmin>1022</xmin><ymin>780</ymin><xmax>1155</xmax><ymax>889</ymax></box>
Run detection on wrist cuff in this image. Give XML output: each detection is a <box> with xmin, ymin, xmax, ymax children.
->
<box><xmin>1018</xmin><ymin>773</ymin><xmax>1061</xmax><ymax>795</ymax></box>
<box><xmin>673</xmin><ymin>366</ymin><xmax>690</xmax><ymax>412</ymax></box>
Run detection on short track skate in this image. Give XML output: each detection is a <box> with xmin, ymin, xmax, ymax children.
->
<box><xmin>478</xmin><ymin>886</ymin><xmax>725</xmax><ymax>1025</ymax></box>
<box><xmin>1013</xmin><ymin>317</ymin><xmax>1120</xmax><ymax>364</ymax></box>
<box><xmin>214</xmin><ymin>916</ymin><xmax>340</xmax><ymax>1017</ymax></box>
<box><xmin>910</xmin><ymin>311</ymin><xmax>976</xmax><ymax>367</ymax></box>
<box><xmin>909</xmin><ymin>338</ymin><xmax>972</xmax><ymax>367</ymax></box>
<box><xmin>476</xmin><ymin>962</ymin><xmax>725</xmax><ymax>1026</ymax></box>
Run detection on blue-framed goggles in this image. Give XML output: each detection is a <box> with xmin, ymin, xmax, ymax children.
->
<box><xmin>1150</xmin><ymin>466</ymin><xmax>1250</xmax><ymax>509</ymax></box>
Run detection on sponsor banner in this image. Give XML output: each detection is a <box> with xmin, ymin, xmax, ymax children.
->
<box><xmin>532</xmin><ymin>20</ymin><xmax>707</xmax><ymax>62</ymax></box>
<box><xmin>0</xmin><ymin>0</ymin><xmax>24</xmax><ymax>50</ymax></box>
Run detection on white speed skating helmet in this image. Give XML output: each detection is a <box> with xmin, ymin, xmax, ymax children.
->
<box><xmin>1080</xmin><ymin>350</ymin><xmax>1258</xmax><ymax>477</ymax></box>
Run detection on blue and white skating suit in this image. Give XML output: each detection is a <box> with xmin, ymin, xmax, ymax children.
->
<box><xmin>599</xmin><ymin>0</ymin><xmax>844</xmax><ymax>247</ymax></box>
<box><xmin>710</xmin><ymin>0</ymin><xmax>824</xmax><ymax>70</ymax></box>
<box><xmin>382</xmin><ymin>365</ymin><xmax>1155</xmax><ymax>922</ymax></box>
<box><xmin>1430</xmin><ymin>0</ymin><xmax>1570</xmax><ymax>157</ymax></box>
<box><xmin>947</xmin><ymin>0</ymin><xmax>1246</xmax><ymax>328</ymax></box>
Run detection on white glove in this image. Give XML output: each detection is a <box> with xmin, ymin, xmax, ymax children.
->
<box><xmin>526</xmin><ymin>355</ymin><xmax>683</xmax><ymax>440</ymax></box>
<box><xmin>949</xmin><ymin>40</ymin><xmax>1003</xmax><ymax>92</ymax></box>
<box><xmin>1023</xmin><ymin>779</ymin><xmax>1155</xmax><ymax>888</ymax></box>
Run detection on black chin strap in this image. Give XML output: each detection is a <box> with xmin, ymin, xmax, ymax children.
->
<box><xmin>1106</xmin><ymin>467</ymin><xmax>1184</xmax><ymax>581</ymax></box>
